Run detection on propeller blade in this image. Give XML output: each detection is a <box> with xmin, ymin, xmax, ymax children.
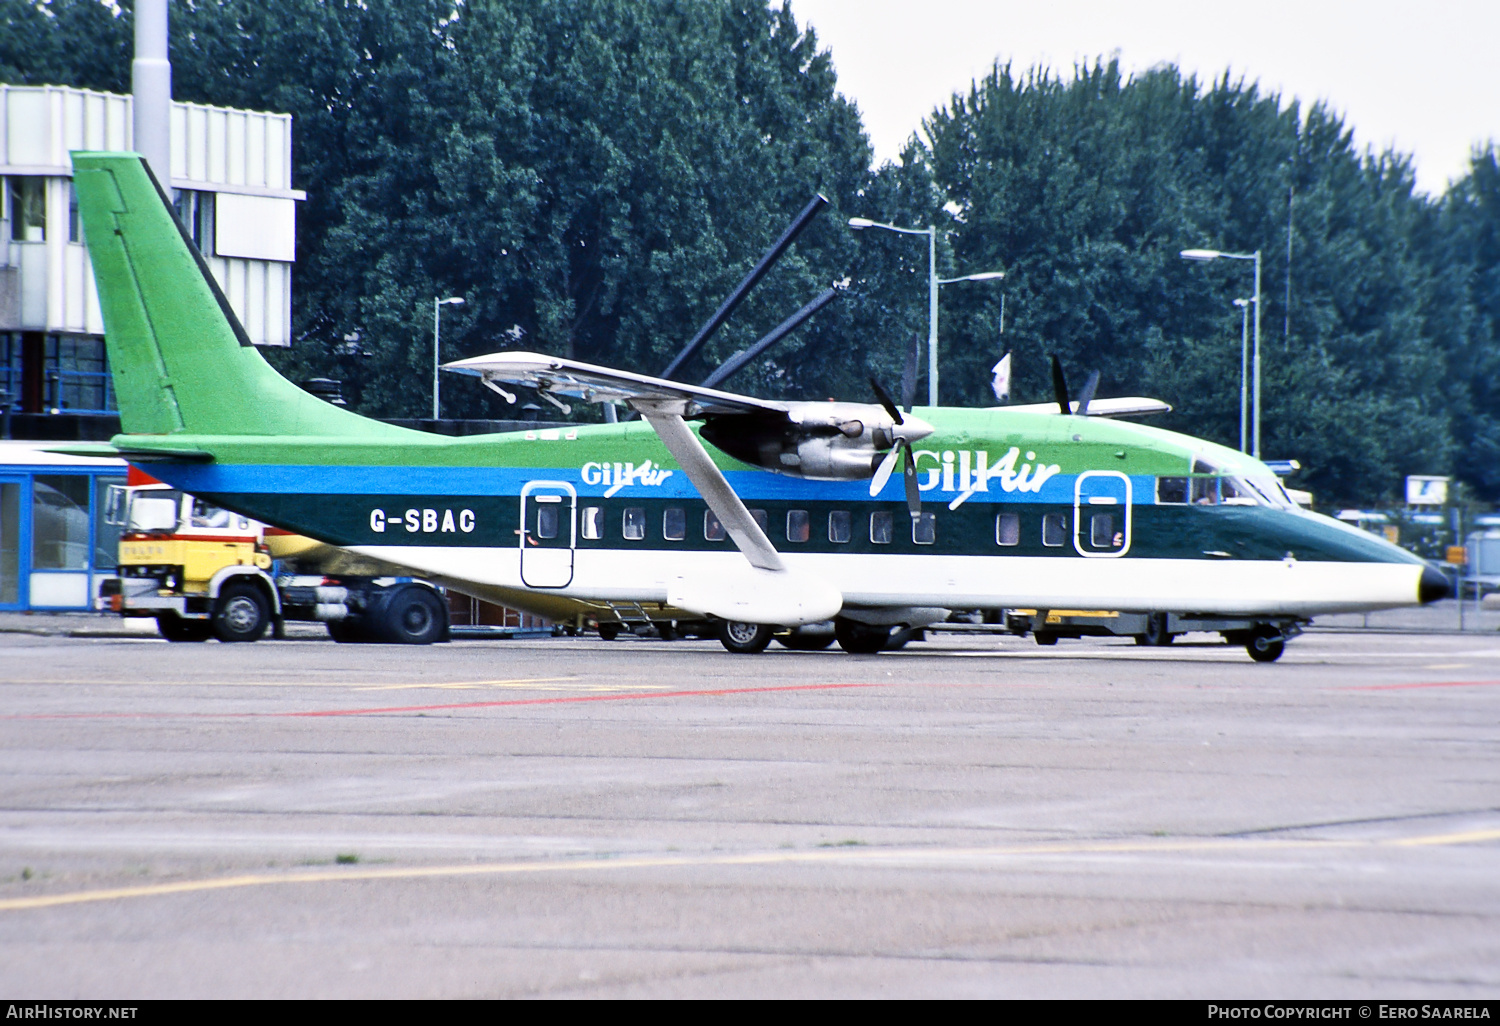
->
<box><xmin>900</xmin><ymin>336</ymin><xmax>919</xmax><ymax>411</ymax></box>
<box><xmin>1051</xmin><ymin>354</ymin><xmax>1071</xmax><ymax>415</ymax></box>
<box><xmin>902</xmin><ymin>442</ymin><xmax>921</xmax><ymax>516</ymax></box>
<box><xmin>869</xmin><ymin>377</ymin><xmax>904</xmax><ymax>425</ymax></box>
<box><xmin>870</xmin><ymin>443</ymin><xmax>901</xmax><ymax>497</ymax></box>
<box><xmin>1075</xmin><ymin>370</ymin><xmax>1100</xmax><ymax>416</ymax></box>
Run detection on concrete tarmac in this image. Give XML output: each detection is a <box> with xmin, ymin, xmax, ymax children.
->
<box><xmin>0</xmin><ymin>627</ymin><xmax>1497</xmax><ymax>998</ymax></box>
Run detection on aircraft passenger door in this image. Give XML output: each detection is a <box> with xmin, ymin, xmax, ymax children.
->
<box><xmin>1073</xmin><ymin>471</ymin><xmax>1132</xmax><ymax>558</ymax></box>
<box><xmin>519</xmin><ymin>481</ymin><xmax>576</xmax><ymax>588</ymax></box>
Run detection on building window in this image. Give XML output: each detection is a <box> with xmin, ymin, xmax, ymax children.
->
<box><xmin>870</xmin><ymin>510</ymin><xmax>893</xmax><ymax>545</ymax></box>
<box><xmin>786</xmin><ymin>509</ymin><xmax>810</xmax><ymax>543</ymax></box>
<box><xmin>663</xmin><ymin>507</ymin><xmax>685</xmax><ymax>541</ymax></box>
<box><xmin>1042</xmin><ymin>512</ymin><xmax>1067</xmax><ymax>547</ymax></box>
<box><xmin>828</xmin><ymin>510</ymin><xmax>851</xmax><ymax>544</ymax></box>
<box><xmin>8</xmin><ymin>177</ymin><xmax>46</xmax><ymax>242</ymax></box>
<box><xmin>996</xmin><ymin>513</ymin><xmax>1020</xmax><ymax>546</ymax></box>
<box><xmin>31</xmin><ymin>476</ymin><xmax>91</xmax><ymax>570</ymax></box>
<box><xmin>912</xmin><ymin>511</ymin><xmax>936</xmax><ymax>545</ymax></box>
<box><xmin>172</xmin><ymin>189</ymin><xmax>215</xmax><ymax>253</ymax></box>
<box><xmin>623</xmin><ymin>507</ymin><xmax>645</xmax><ymax>540</ymax></box>
<box><xmin>68</xmin><ymin>181</ymin><xmax>80</xmax><ymax>243</ymax></box>
<box><xmin>704</xmin><ymin>510</ymin><xmax>725</xmax><ymax>541</ymax></box>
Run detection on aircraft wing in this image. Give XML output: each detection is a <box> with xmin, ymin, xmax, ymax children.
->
<box><xmin>999</xmin><ymin>397</ymin><xmax>1172</xmax><ymax>417</ymax></box>
<box><xmin>443</xmin><ymin>351</ymin><xmax>790</xmax><ymax>418</ymax></box>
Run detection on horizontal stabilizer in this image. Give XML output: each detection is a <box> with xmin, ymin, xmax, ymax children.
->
<box><xmin>43</xmin><ymin>442</ymin><xmax>215</xmax><ymax>462</ymax></box>
<box><xmin>999</xmin><ymin>396</ymin><xmax>1172</xmax><ymax>417</ymax></box>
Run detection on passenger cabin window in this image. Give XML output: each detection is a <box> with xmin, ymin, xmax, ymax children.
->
<box><xmin>996</xmin><ymin>513</ymin><xmax>1020</xmax><ymax>546</ymax></box>
<box><xmin>750</xmin><ymin>509</ymin><xmax>768</xmax><ymax>533</ymax></box>
<box><xmin>704</xmin><ymin>510</ymin><xmax>725</xmax><ymax>541</ymax></box>
<box><xmin>623</xmin><ymin>507</ymin><xmax>646</xmax><ymax>540</ymax></box>
<box><xmin>870</xmin><ymin>511</ymin><xmax>893</xmax><ymax>545</ymax></box>
<box><xmin>581</xmin><ymin>506</ymin><xmax>604</xmax><ymax>540</ymax></box>
<box><xmin>828</xmin><ymin>510</ymin><xmax>851</xmax><ymax>544</ymax></box>
<box><xmin>535</xmin><ymin>505</ymin><xmax>559</xmax><ymax>539</ymax></box>
<box><xmin>1157</xmin><ymin>477</ymin><xmax>1189</xmax><ymax>504</ymax></box>
<box><xmin>912</xmin><ymin>512</ymin><xmax>936</xmax><ymax>545</ymax></box>
<box><xmin>1090</xmin><ymin>512</ymin><xmax>1118</xmax><ymax>548</ymax></box>
<box><xmin>663</xmin><ymin>507</ymin><xmax>686</xmax><ymax>541</ymax></box>
<box><xmin>1042</xmin><ymin>512</ymin><xmax>1067</xmax><ymax>547</ymax></box>
<box><xmin>787</xmin><ymin>509</ymin><xmax>810</xmax><ymax>543</ymax></box>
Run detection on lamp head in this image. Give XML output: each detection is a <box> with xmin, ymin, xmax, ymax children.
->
<box><xmin>847</xmin><ymin>217</ymin><xmax>875</xmax><ymax>230</ymax></box>
<box><xmin>965</xmin><ymin>271</ymin><xmax>1005</xmax><ymax>282</ymax></box>
<box><xmin>438</xmin><ymin>296</ymin><xmax>465</xmax><ymax>306</ymax></box>
<box><xmin>1180</xmin><ymin>249</ymin><xmax>1221</xmax><ymax>262</ymax></box>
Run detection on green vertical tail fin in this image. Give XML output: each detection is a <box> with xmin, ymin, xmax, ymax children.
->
<box><xmin>71</xmin><ymin>151</ymin><xmax>404</xmax><ymax>439</ymax></box>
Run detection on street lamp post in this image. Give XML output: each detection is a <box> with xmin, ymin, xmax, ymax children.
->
<box><xmin>849</xmin><ymin>218</ymin><xmax>1002</xmax><ymax>406</ymax></box>
<box><xmin>1232</xmin><ymin>298</ymin><xmax>1254</xmax><ymax>454</ymax></box>
<box><xmin>1182</xmin><ymin>248</ymin><xmax>1262</xmax><ymax>457</ymax></box>
<box><xmin>433</xmin><ymin>296</ymin><xmax>465</xmax><ymax>420</ymax></box>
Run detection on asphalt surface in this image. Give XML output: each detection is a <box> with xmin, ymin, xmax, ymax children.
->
<box><xmin>0</xmin><ymin>625</ymin><xmax>1497</xmax><ymax>998</ymax></box>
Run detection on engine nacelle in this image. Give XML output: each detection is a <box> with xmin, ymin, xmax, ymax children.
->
<box><xmin>699</xmin><ymin>403</ymin><xmax>932</xmax><ymax>481</ymax></box>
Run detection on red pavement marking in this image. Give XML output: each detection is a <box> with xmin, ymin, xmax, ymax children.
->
<box><xmin>1335</xmin><ymin>680</ymin><xmax>1500</xmax><ymax>692</ymax></box>
<box><xmin>0</xmin><ymin>681</ymin><xmax>896</xmax><ymax>721</ymax></box>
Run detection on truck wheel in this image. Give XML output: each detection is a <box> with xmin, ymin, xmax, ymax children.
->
<box><xmin>834</xmin><ymin>618</ymin><xmax>891</xmax><ymax>654</ymax></box>
<box><xmin>157</xmin><ymin>614</ymin><xmax>211</xmax><ymax>642</ymax></box>
<box><xmin>212</xmin><ymin>583</ymin><xmax>269</xmax><ymax>642</ymax></box>
<box><xmin>1245</xmin><ymin>625</ymin><xmax>1285</xmax><ymax>663</ymax></box>
<box><xmin>377</xmin><ymin>586</ymin><xmax>448</xmax><ymax>644</ymax></box>
<box><xmin>326</xmin><ymin>620</ymin><xmax>367</xmax><ymax>643</ymax></box>
<box><xmin>718</xmin><ymin>621</ymin><xmax>773</xmax><ymax>654</ymax></box>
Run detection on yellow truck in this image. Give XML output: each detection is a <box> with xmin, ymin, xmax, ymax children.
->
<box><xmin>101</xmin><ymin>476</ymin><xmax>449</xmax><ymax>644</ymax></box>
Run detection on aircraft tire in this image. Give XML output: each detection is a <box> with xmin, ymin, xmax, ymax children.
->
<box><xmin>655</xmin><ymin>621</ymin><xmax>678</xmax><ymax>641</ymax></box>
<box><xmin>598</xmin><ymin>623</ymin><xmax>621</xmax><ymax>641</ymax></box>
<box><xmin>1245</xmin><ymin>625</ymin><xmax>1285</xmax><ymax>663</ymax></box>
<box><xmin>1144</xmin><ymin>613</ymin><xmax>1174</xmax><ymax>646</ymax></box>
<box><xmin>834</xmin><ymin>618</ymin><xmax>891</xmax><ymax>654</ymax></box>
<box><xmin>1033</xmin><ymin>631</ymin><xmax>1059</xmax><ymax>646</ymax></box>
<box><xmin>375</xmin><ymin>586</ymin><xmax>449</xmax><ymax>645</ymax></box>
<box><xmin>718</xmin><ymin>621</ymin><xmax>773</xmax><ymax>654</ymax></box>
<box><xmin>776</xmin><ymin>629</ymin><xmax>836</xmax><ymax>651</ymax></box>
<box><xmin>157</xmin><ymin>614</ymin><xmax>212</xmax><ymax>642</ymax></box>
<box><xmin>212</xmin><ymin>583</ymin><xmax>270</xmax><ymax>643</ymax></box>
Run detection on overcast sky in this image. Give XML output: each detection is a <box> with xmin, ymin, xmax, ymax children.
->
<box><xmin>789</xmin><ymin>0</ymin><xmax>1499</xmax><ymax>196</ymax></box>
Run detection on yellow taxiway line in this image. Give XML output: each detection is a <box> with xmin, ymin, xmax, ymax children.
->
<box><xmin>3</xmin><ymin>827</ymin><xmax>1496</xmax><ymax>913</ymax></box>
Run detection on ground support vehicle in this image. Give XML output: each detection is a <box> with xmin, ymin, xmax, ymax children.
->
<box><xmin>100</xmin><ymin>482</ymin><xmax>449</xmax><ymax>644</ymax></box>
<box><xmin>998</xmin><ymin>609</ymin><xmax>1303</xmax><ymax>662</ymax></box>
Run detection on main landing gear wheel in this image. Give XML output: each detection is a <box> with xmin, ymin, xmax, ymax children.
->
<box><xmin>834</xmin><ymin>618</ymin><xmax>891</xmax><ymax>654</ymax></box>
<box><xmin>597</xmin><ymin>623</ymin><xmax>621</xmax><ymax>641</ymax></box>
<box><xmin>1245</xmin><ymin>625</ymin><xmax>1285</xmax><ymax>663</ymax></box>
<box><xmin>776</xmin><ymin>628</ymin><xmax>836</xmax><ymax>651</ymax></box>
<box><xmin>718</xmin><ymin>620</ymin><xmax>773</xmax><ymax>654</ymax></box>
<box><xmin>212</xmin><ymin>583</ymin><xmax>270</xmax><ymax>643</ymax></box>
<box><xmin>157</xmin><ymin>614</ymin><xmax>211</xmax><ymax>642</ymax></box>
<box><xmin>1134</xmin><ymin>612</ymin><xmax>1174</xmax><ymax>647</ymax></box>
<box><xmin>378</xmin><ymin>586</ymin><xmax>448</xmax><ymax>645</ymax></box>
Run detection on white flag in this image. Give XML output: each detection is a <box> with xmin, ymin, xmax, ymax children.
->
<box><xmin>991</xmin><ymin>352</ymin><xmax>1012</xmax><ymax>402</ymax></box>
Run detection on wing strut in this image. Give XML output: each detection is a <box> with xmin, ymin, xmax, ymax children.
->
<box><xmin>631</xmin><ymin>400</ymin><xmax>784</xmax><ymax>573</ymax></box>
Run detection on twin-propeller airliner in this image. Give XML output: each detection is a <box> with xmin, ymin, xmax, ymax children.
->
<box><xmin>66</xmin><ymin>152</ymin><xmax>1447</xmax><ymax>660</ymax></box>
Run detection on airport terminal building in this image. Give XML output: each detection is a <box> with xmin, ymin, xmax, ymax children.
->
<box><xmin>1</xmin><ymin>83</ymin><xmax>303</xmax><ymax>610</ymax></box>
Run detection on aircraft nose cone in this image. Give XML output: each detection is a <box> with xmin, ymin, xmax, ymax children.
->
<box><xmin>1419</xmin><ymin>564</ymin><xmax>1451</xmax><ymax>605</ymax></box>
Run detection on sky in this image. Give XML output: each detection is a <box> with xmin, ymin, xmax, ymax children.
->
<box><xmin>788</xmin><ymin>0</ymin><xmax>1499</xmax><ymax>196</ymax></box>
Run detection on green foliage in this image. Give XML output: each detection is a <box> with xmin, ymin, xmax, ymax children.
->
<box><xmin>5</xmin><ymin>1</ymin><xmax>1498</xmax><ymax>506</ymax></box>
<box><xmin>925</xmin><ymin>60</ymin><xmax>1494</xmax><ymax>506</ymax></box>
